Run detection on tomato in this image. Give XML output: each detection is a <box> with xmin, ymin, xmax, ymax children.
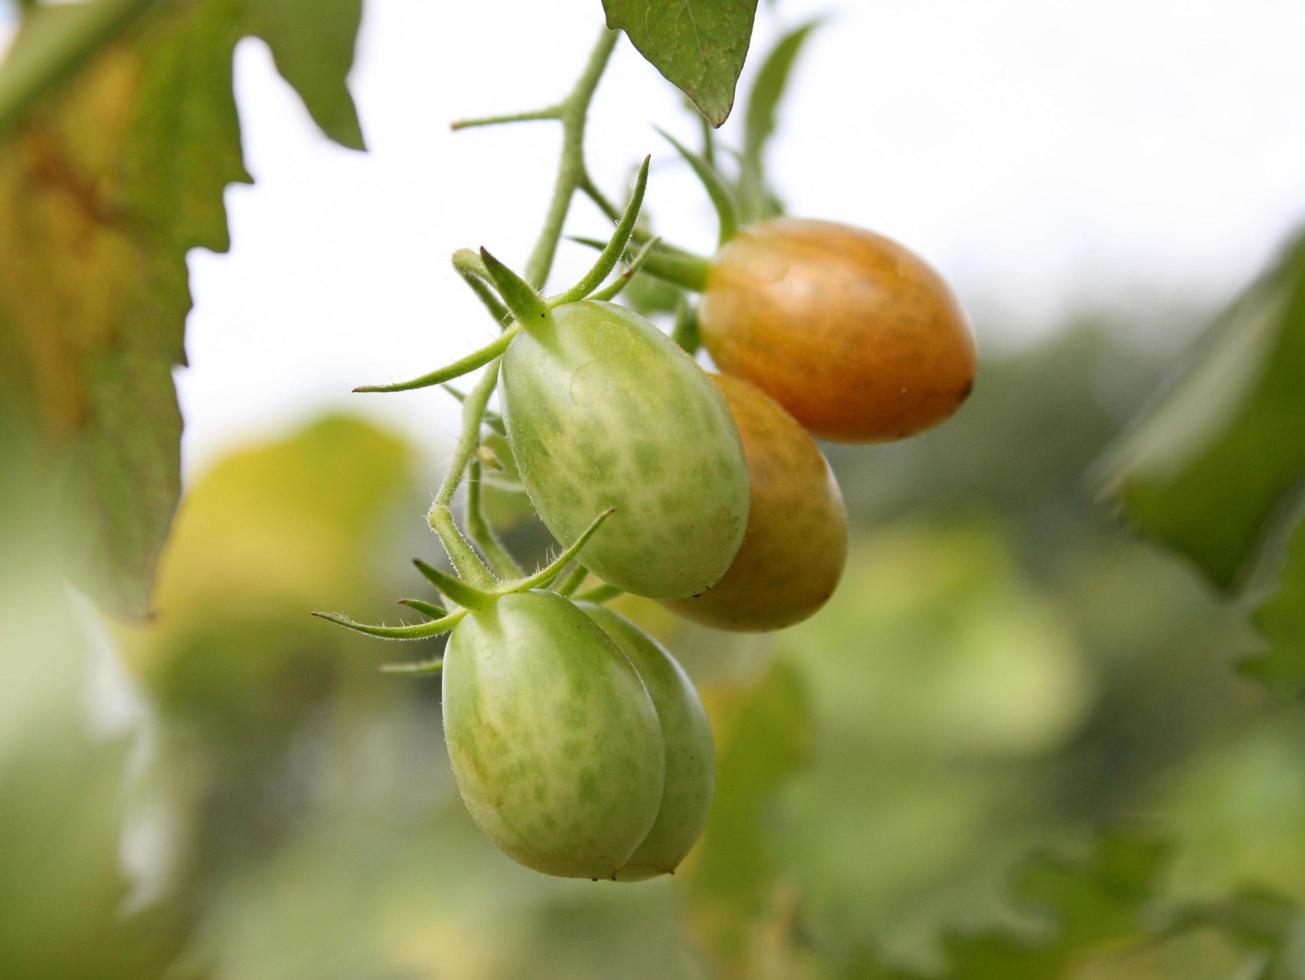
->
<box><xmin>441</xmin><ymin>590</ymin><xmax>665</xmax><ymax>879</ymax></box>
<box><xmin>663</xmin><ymin>374</ymin><xmax>847</xmax><ymax>631</ymax></box>
<box><xmin>699</xmin><ymin>218</ymin><xmax>976</xmax><ymax>442</ymax></box>
<box><xmin>579</xmin><ymin>602</ymin><xmax>715</xmax><ymax>879</ymax></box>
<box><xmin>502</xmin><ymin>299</ymin><xmax>749</xmax><ymax>599</ymax></box>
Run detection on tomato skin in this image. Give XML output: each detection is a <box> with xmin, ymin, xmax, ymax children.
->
<box><xmin>502</xmin><ymin>300</ymin><xmax>749</xmax><ymax>599</ymax></box>
<box><xmin>441</xmin><ymin>590</ymin><xmax>665</xmax><ymax>879</ymax></box>
<box><xmin>663</xmin><ymin>374</ymin><xmax>847</xmax><ymax>631</ymax></box>
<box><xmin>700</xmin><ymin>218</ymin><xmax>976</xmax><ymax>443</ymax></box>
<box><xmin>578</xmin><ymin>603</ymin><xmax>715</xmax><ymax>879</ymax></box>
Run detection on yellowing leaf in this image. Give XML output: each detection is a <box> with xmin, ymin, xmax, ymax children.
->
<box><xmin>0</xmin><ymin>0</ymin><xmax>364</xmax><ymax>618</ymax></box>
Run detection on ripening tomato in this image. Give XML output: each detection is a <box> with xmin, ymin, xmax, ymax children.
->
<box><xmin>663</xmin><ymin>374</ymin><xmax>847</xmax><ymax>631</ymax></box>
<box><xmin>579</xmin><ymin>603</ymin><xmax>715</xmax><ymax>879</ymax></box>
<box><xmin>699</xmin><ymin>218</ymin><xmax>976</xmax><ymax>442</ymax></box>
<box><xmin>502</xmin><ymin>300</ymin><xmax>749</xmax><ymax>599</ymax></box>
<box><xmin>441</xmin><ymin>590</ymin><xmax>665</xmax><ymax>879</ymax></box>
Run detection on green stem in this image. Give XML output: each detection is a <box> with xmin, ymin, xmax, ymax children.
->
<box><xmin>427</xmin><ymin>361</ymin><xmax>502</xmax><ymax>588</ymax></box>
<box><xmin>451</xmin><ymin>105</ymin><xmax>563</xmax><ymax>130</ymax></box>
<box><xmin>417</xmin><ymin>28</ymin><xmax>621</xmax><ymax>600</ymax></box>
<box><xmin>465</xmin><ymin>459</ymin><xmax>524</xmax><ymax>577</ymax></box>
<box><xmin>523</xmin><ymin>29</ymin><xmax>620</xmax><ymax>290</ymax></box>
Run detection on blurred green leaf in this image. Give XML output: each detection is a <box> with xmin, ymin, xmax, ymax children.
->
<box><xmin>876</xmin><ymin>835</ymin><xmax>1170</xmax><ymax>980</ymax></box>
<box><xmin>1103</xmin><ymin>231</ymin><xmax>1305</xmax><ymax>593</ymax></box>
<box><xmin>1244</xmin><ymin>515</ymin><xmax>1305</xmax><ymax>695</ymax></box>
<box><xmin>0</xmin><ymin>0</ymin><xmax>364</xmax><ymax>619</ymax></box>
<box><xmin>738</xmin><ymin>18</ymin><xmax>819</xmax><ymax>221</ymax></box>
<box><xmin>603</xmin><ymin>0</ymin><xmax>758</xmax><ymax>126</ymax></box>
<box><xmin>689</xmin><ymin>659</ymin><xmax>813</xmax><ymax>969</ymax></box>
<box><xmin>0</xmin><ymin>0</ymin><xmax>160</xmax><ymax>137</ymax></box>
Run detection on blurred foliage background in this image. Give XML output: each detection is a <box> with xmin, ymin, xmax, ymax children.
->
<box><xmin>5</xmin><ymin>1</ymin><xmax>1305</xmax><ymax>978</ymax></box>
<box><xmin>7</xmin><ymin>314</ymin><xmax>1305</xmax><ymax>979</ymax></box>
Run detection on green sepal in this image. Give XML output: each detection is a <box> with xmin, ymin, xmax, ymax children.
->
<box><xmin>443</xmin><ymin>385</ymin><xmax>508</xmax><ymax>436</ymax></box>
<box><xmin>398</xmin><ymin>598</ymin><xmax>448</xmax><ymax>619</ymax></box>
<box><xmin>310</xmin><ymin>607</ymin><xmax>467</xmax><ymax>641</ymax></box>
<box><xmin>500</xmin><ymin>508</ymin><xmax>616</xmax><ymax>594</ymax></box>
<box><xmin>480</xmin><ymin>248</ymin><xmax>549</xmax><ymax>323</ymax></box>
<box><xmin>589</xmin><ymin>235</ymin><xmax>663</xmax><ymax>302</ymax></box>
<box><xmin>656</xmin><ymin>127</ymin><xmax>738</xmax><ymax>246</ymax></box>
<box><xmin>569</xmin><ymin>235</ymin><xmax>710</xmax><ymax>293</ymax></box>
<box><xmin>452</xmin><ymin>249</ymin><xmax>513</xmax><ymax>329</ymax></box>
<box><xmin>380</xmin><ymin>658</ymin><xmax>444</xmax><ymax>676</ymax></box>
<box><xmin>550</xmin><ymin>156</ymin><xmax>651</xmax><ymax>306</ymax></box>
<box><xmin>671</xmin><ymin>299</ymin><xmax>701</xmax><ymax>355</ymax></box>
<box><xmin>413</xmin><ymin>558</ymin><xmax>498</xmax><ymax>610</ymax></box>
<box><xmin>573</xmin><ymin>583</ymin><xmax>624</xmax><ymax>604</ymax></box>
<box><xmin>353</xmin><ymin>324</ymin><xmax>520</xmax><ymax>393</ymax></box>
<box><xmin>555</xmin><ymin>563</ymin><xmax>590</xmax><ymax>597</ymax></box>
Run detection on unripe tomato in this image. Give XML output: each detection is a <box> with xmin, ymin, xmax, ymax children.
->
<box><xmin>502</xmin><ymin>300</ymin><xmax>749</xmax><ymax>599</ymax></box>
<box><xmin>579</xmin><ymin>603</ymin><xmax>715</xmax><ymax>879</ymax></box>
<box><xmin>699</xmin><ymin>218</ymin><xmax>976</xmax><ymax>442</ymax></box>
<box><xmin>441</xmin><ymin>590</ymin><xmax>665</xmax><ymax>879</ymax></box>
<box><xmin>663</xmin><ymin>374</ymin><xmax>847</xmax><ymax>631</ymax></box>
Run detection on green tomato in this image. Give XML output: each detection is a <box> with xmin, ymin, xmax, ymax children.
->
<box><xmin>442</xmin><ymin>590</ymin><xmax>664</xmax><ymax>879</ymax></box>
<box><xmin>502</xmin><ymin>300</ymin><xmax>749</xmax><ymax>599</ymax></box>
<box><xmin>579</xmin><ymin>603</ymin><xmax>715</xmax><ymax>880</ymax></box>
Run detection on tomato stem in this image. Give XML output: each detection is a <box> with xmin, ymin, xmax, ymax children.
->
<box><xmin>427</xmin><ymin>360</ymin><xmax>503</xmax><ymax>588</ymax></box>
<box><xmin>450</xmin><ymin>105</ymin><xmax>564</xmax><ymax>131</ymax></box>
<box><xmin>555</xmin><ymin>564</ymin><xmax>590</xmax><ymax>597</ymax></box>
<box><xmin>522</xmin><ymin>28</ymin><xmax>620</xmax><ymax>290</ymax></box>
<box><xmin>465</xmin><ymin>458</ymin><xmax>525</xmax><ymax>578</ymax></box>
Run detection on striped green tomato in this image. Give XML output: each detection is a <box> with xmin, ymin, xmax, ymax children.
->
<box><xmin>441</xmin><ymin>590</ymin><xmax>664</xmax><ymax>879</ymax></box>
<box><xmin>501</xmin><ymin>300</ymin><xmax>749</xmax><ymax>599</ymax></box>
<box><xmin>579</xmin><ymin>602</ymin><xmax>715</xmax><ymax>880</ymax></box>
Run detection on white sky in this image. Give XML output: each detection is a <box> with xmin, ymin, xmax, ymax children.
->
<box><xmin>7</xmin><ymin>1</ymin><xmax>1305</xmax><ymax>477</ymax></box>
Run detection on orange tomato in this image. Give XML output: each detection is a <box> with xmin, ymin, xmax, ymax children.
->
<box><xmin>700</xmin><ymin>218</ymin><xmax>976</xmax><ymax>442</ymax></box>
<box><xmin>663</xmin><ymin>374</ymin><xmax>847</xmax><ymax>632</ymax></box>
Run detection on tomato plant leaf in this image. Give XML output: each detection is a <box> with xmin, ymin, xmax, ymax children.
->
<box><xmin>1102</xmin><ymin>231</ymin><xmax>1305</xmax><ymax>593</ymax></box>
<box><xmin>602</xmin><ymin>0</ymin><xmax>758</xmax><ymax>127</ymax></box>
<box><xmin>1243</xmin><ymin>515</ymin><xmax>1305</xmax><ymax>696</ymax></box>
<box><xmin>898</xmin><ymin>834</ymin><xmax>1298</xmax><ymax>980</ymax></box>
<box><xmin>738</xmin><ymin>18</ymin><xmax>818</xmax><ymax>221</ymax></box>
<box><xmin>0</xmin><ymin>0</ymin><xmax>160</xmax><ymax>138</ymax></box>
<box><xmin>0</xmin><ymin>0</ymin><xmax>364</xmax><ymax>618</ymax></box>
<box><xmin>689</xmin><ymin>660</ymin><xmax>813</xmax><ymax>965</ymax></box>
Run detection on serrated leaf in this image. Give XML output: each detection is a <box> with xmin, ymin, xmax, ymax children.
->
<box><xmin>0</xmin><ymin>0</ymin><xmax>364</xmax><ymax>618</ymax></box>
<box><xmin>603</xmin><ymin>0</ymin><xmax>759</xmax><ymax>127</ymax></box>
<box><xmin>1103</xmin><ymin>231</ymin><xmax>1305</xmax><ymax>592</ymax></box>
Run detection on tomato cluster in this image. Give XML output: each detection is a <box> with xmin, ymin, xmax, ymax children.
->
<box><xmin>323</xmin><ymin>204</ymin><xmax>973</xmax><ymax>880</ymax></box>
